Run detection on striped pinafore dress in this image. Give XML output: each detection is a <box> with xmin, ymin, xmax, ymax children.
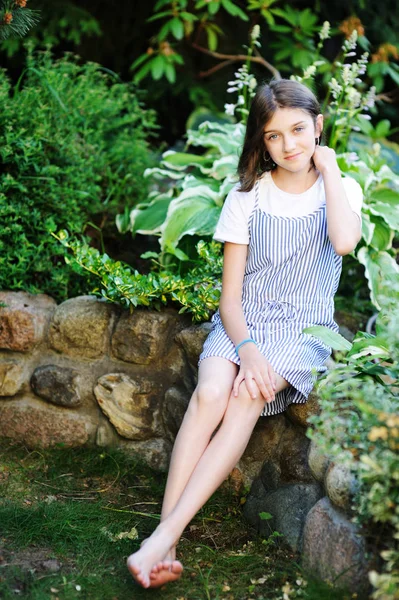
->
<box><xmin>198</xmin><ymin>179</ymin><xmax>343</xmax><ymax>416</ymax></box>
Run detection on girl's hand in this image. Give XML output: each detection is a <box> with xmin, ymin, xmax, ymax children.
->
<box><xmin>312</xmin><ymin>145</ymin><xmax>339</xmax><ymax>175</ymax></box>
<box><xmin>233</xmin><ymin>344</ymin><xmax>277</xmax><ymax>402</ymax></box>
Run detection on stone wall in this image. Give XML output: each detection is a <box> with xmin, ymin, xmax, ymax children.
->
<box><xmin>0</xmin><ymin>291</ymin><xmax>373</xmax><ymax>595</ymax></box>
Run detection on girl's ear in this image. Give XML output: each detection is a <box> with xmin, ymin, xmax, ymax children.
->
<box><xmin>316</xmin><ymin>113</ymin><xmax>323</xmax><ymax>137</ymax></box>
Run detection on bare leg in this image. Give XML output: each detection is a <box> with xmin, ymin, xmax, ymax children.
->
<box><xmin>141</xmin><ymin>357</ymin><xmax>238</xmax><ymax>586</ymax></box>
<box><xmin>127</xmin><ymin>372</ymin><xmax>289</xmax><ymax>588</ymax></box>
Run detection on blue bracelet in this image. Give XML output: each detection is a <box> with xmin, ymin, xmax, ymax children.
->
<box><xmin>235</xmin><ymin>338</ymin><xmax>257</xmax><ymax>355</ymax></box>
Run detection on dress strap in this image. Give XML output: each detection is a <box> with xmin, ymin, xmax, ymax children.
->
<box><xmin>253</xmin><ymin>179</ymin><xmax>260</xmax><ymax>211</ymax></box>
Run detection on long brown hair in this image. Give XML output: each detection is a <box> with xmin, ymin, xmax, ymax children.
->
<box><xmin>237</xmin><ymin>79</ymin><xmax>321</xmax><ymax>192</ymax></box>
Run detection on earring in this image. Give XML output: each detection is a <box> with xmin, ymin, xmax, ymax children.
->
<box><xmin>263</xmin><ymin>151</ymin><xmax>275</xmax><ymax>167</ymax></box>
<box><xmin>315</xmin><ymin>136</ymin><xmax>320</xmax><ymax>146</ymax></box>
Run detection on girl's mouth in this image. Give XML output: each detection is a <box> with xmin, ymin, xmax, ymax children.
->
<box><xmin>284</xmin><ymin>152</ymin><xmax>302</xmax><ymax>160</ymax></box>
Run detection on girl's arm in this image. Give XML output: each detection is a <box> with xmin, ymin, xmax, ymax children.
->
<box><xmin>219</xmin><ymin>242</ymin><xmax>276</xmax><ymax>402</ymax></box>
<box><xmin>313</xmin><ymin>146</ymin><xmax>362</xmax><ymax>256</ymax></box>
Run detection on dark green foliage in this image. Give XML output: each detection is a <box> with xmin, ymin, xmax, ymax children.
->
<box><xmin>0</xmin><ymin>46</ymin><xmax>157</xmax><ymax>301</ymax></box>
<box><xmin>54</xmin><ymin>232</ymin><xmax>223</xmax><ymax>322</ymax></box>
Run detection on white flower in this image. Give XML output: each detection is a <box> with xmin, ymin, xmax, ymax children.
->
<box><xmin>303</xmin><ymin>65</ymin><xmax>316</xmax><ymax>79</ymax></box>
<box><xmin>224</xmin><ymin>103</ymin><xmax>236</xmax><ymax>116</ymax></box>
<box><xmin>319</xmin><ymin>21</ymin><xmax>331</xmax><ymax>41</ymax></box>
<box><xmin>237</xmin><ymin>94</ymin><xmax>245</xmax><ymax>105</ymax></box>
<box><xmin>227</xmin><ymin>86</ymin><xmax>239</xmax><ymax>93</ymax></box>
<box><xmin>329</xmin><ymin>77</ymin><xmax>343</xmax><ymax>98</ymax></box>
<box><xmin>249</xmin><ymin>76</ymin><xmax>257</xmax><ymax>89</ymax></box>
<box><xmin>251</xmin><ymin>24</ymin><xmax>260</xmax><ymax>42</ymax></box>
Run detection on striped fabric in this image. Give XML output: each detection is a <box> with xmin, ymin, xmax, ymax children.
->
<box><xmin>198</xmin><ymin>179</ymin><xmax>343</xmax><ymax>416</ymax></box>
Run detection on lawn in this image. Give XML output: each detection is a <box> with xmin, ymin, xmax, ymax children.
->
<box><xmin>0</xmin><ymin>442</ymin><xmax>356</xmax><ymax>599</ymax></box>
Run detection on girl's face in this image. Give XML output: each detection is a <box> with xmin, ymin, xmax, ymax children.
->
<box><xmin>263</xmin><ymin>107</ymin><xmax>323</xmax><ymax>173</ymax></box>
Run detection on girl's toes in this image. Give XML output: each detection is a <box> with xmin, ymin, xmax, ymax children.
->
<box><xmin>150</xmin><ymin>563</ymin><xmax>161</xmax><ymax>574</ymax></box>
<box><xmin>172</xmin><ymin>560</ymin><xmax>183</xmax><ymax>573</ymax></box>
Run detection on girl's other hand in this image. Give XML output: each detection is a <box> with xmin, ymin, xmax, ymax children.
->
<box><xmin>233</xmin><ymin>344</ymin><xmax>277</xmax><ymax>402</ymax></box>
<box><xmin>312</xmin><ymin>145</ymin><xmax>339</xmax><ymax>175</ymax></box>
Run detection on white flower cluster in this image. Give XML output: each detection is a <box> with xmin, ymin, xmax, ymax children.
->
<box><xmin>327</xmin><ymin>32</ymin><xmax>376</xmax><ymax>142</ymax></box>
<box><xmin>342</xmin><ymin>30</ymin><xmax>358</xmax><ymax>53</ymax></box>
<box><xmin>224</xmin><ymin>63</ymin><xmax>257</xmax><ymax>118</ymax></box>
<box><xmin>319</xmin><ymin>21</ymin><xmax>331</xmax><ymax>42</ymax></box>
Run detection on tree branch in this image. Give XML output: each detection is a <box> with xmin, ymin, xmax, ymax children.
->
<box><xmin>192</xmin><ymin>42</ymin><xmax>281</xmax><ymax>80</ymax></box>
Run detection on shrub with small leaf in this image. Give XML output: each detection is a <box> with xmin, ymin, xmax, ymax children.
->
<box><xmin>0</xmin><ymin>46</ymin><xmax>157</xmax><ymax>301</ymax></box>
<box><xmin>305</xmin><ymin>278</ymin><xmax>399</xmax><ymax>600</ymax></box>
<box><xmin>53</xmin><ymin>230</ymin><xmax>223</xmax><ymax>322</ymax></box>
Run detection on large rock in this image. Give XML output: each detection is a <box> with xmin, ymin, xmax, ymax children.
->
<box><xmin>161</xmin><ymin>386</ymin><xmax>190</xmax><ymax>441</ymax></box>
<box><xmin>278</xmin><ymin>421</ymin><xmax>315</xmax><ymax>484</ymax></box>
<box><xmin>0</xmin><ymin>292</ymin><xmax>56</xmax><ymax>352</ymax></box>
<box><xmin>48</xmin><ymin>296</ymin><xmax>116</xmax><ymax>358</ymax></box>
<box><xmin>236</xmin><ymin>414</ymin><xmax>286</xmax><ymax>487</ymax></box>
<box><xmin>0</xmin><ymin>396</ymin><xmax>96</xmax><ymax>447</ymax></box>
<box><xmin>301</xmin><ymin>497</ymin><xmax>372</xmax><ymax>595</ymax></box>
<box><xmin>307</xmin><ymin>438</ymin><xmax>331</xmax><ymax>482</ymax></box>
<box><xmin>244</xmin><ymin>479</ymin><xmax>323</xmax><ymax>552</ymax></box>
<box><xmin>285</xmin><ymin>391</ymin><xmax>321</xmax><ymax>428</ymax></box>
<box><xmin>94</xmin><ymin>372</ymin><xmax>162</xmax><ymax>440</ymax></box>
<box><xmin>30</xmin><ymin>364</ymin><xmax>82</xmax><ymax>407</ymax></box>
<box><xmin>0</xmin><ymin>359</ymin><xmax>28</xmax><ymax>396</ymax></box>
<box><xmin>119</xmin><ymin>437</ymin><xmax>172</xmax><ymax>472</ymax></box>
<box><xmin>175</xmin><ymin>322</ymin><xmax>213</xmax><ymax>373</ymax></box>
<box><xmin>111</xmin><ymin>309</ymin><xmax>183</xmax><ymax>365</ymax></box>
<box><xmin>325</xmin><ymin>462</ymin><xmax>359</xmax><ymax>512</ymax></box>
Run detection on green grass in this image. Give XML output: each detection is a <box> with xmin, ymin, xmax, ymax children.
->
<box><xmin>0</xmin><ymin>442</ymin><xmax>356</xmax><ymax>600</ymax></box>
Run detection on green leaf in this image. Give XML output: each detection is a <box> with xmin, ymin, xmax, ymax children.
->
<box><xmin>133</xmin><ymin>60</ymin><xmax>153</xmax><ymax>83</ymax></box>
<box><xmin>259</xmin><ymin>512</ymin><xmax>273</xmax><ymax>520</ymax></box>
<box><xmin>131</xmin><ymin>53</ymin><xmax>150</xmax><ymax>71</ymax></box>
<box><xmin>206</xmin><ymin>26</ymin><xmax>218</xmax><ymax>51</ymax></box>
<box><xmin>158</xmin><ymin>20</ymin><xmax>172</xmax><ymax>41</ymax></box>
<box><xmin>302</xmin><ymin>326</ymin><xmax>353</xmax><ymax>351</ymax></box>
<box><xmin>220</xmin><ymin>0</ymin><xmax>249</xmax><ymax>20</ymax></box>
<box><xmin>162</xmin><ymin>150</ymin><xmax>213</xmax><ymax>171</ymax></box>
<box><xmin>357</xmin><ymin>247</ymin><xmax>399</xmax><ymax>310</ymax></box>
<box><xmin>361</xmin><ymin>212</ymin><xmax>375</xmax><ymax>245</ymax></box>
<box><xmin>387</xmin><ymin>65</ymin><xmax>399</xmax><ymax>86</ymax></box>
<box><xmin>131</xmin><ymin>195</ymin><xmax>173</xmax><ymax>234</ymax></box>
<box><xmin>369</xmin><ymin>217</ymin><xmax>393</xmax><ymax>251</ymax></box>
<box><xmin>151</xmin><ymin>56</ymin><xmax>166</xmax><ymax>80</ymax></box>
<box><xmin>147</xmin><ymin>10</ymin><xmax>174</xmax><ymax>23</ymax></box>
<box><xmin>169</xmin><ymin>17</ymin><xmax>184</xmax><ymax>39</ymax></box>
<box><xmin>160</xmin><ymin>194</ymin><xmax>221</xmax><ymax>250</ymax></box>
<box><xmin>346</xmin><ymin>337</ymin><xmax>390</xmax><ymax>361</ymax></box>
<box><xmin>164</xmin><ymin>63</ymin><xmax>176</xmax><ymax>83</ymax></box>
<box><xmin>368</xmin><ymin>200</ymin><xmax>399</xmax><ymax>231</ymax></box>
<box><xmin>374</xmin><ymin>119</ymin><xmax>391</xmax><ymax>138</ymax></box>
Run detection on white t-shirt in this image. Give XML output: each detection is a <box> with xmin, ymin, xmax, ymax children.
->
<box><xmin>213</xmin><ymin>171</ymin><xmax>363</xmax><ymax>245</ymax></box>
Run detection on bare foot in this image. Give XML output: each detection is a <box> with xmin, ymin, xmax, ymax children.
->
<box><xmin>126</xmin><ymin>525</ymin><xmax>181</xmax><ymax>589</ymax></box>
<box><xmin>141</xmin><ymin>538</ymin><xmax>183</xmax><ymax>588</ymax></box>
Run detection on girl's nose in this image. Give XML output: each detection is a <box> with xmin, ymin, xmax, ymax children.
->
<box><xmin>283</xmin><ymin>136</ymin><xmax>296</xmax><ymax>152</ymax></box>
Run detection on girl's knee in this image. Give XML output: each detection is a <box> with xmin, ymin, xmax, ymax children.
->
<box><xmin>189</xmin><ymin>381</ymin><xmax>230</xmax><ymax>414</ymax></box>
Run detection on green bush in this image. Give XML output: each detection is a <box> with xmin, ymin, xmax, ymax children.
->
<box><xmin>0</xmin><ymin>45</ymin><xmax>157</xmax><ymax>302</ymax></box>
<box><xmin>307</xmin><ymin>281</ymin><xmax>399</xmax><ymax>600</ymax></box>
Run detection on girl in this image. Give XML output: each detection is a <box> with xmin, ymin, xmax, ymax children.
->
<box><xmin>127</xmin><ymin>78</ymin><xmax>363</xmax><ymax>588</ymax></box>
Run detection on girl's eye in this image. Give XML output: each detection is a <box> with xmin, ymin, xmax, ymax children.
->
<box><xmin>267</xmin><ymin>134</ymin><xmax>278</xmax><ymax>140</ymax></box>
<box><xmin>295</xmin><ymin>127</ymin><xmax>304</xmax><ymax>132</ymax></box>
